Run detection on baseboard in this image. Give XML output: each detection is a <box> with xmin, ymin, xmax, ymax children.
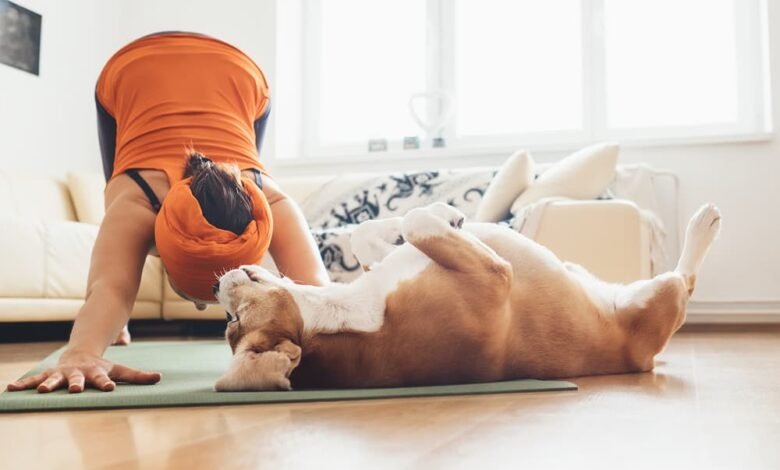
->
<box><xmin>686</xmin><ymin>301</ymin><xmax>780</xmax><ymax>323</ymax></box>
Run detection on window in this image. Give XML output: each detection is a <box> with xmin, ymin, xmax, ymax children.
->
<box><xmin>300</xmin><ymin>0</ymin><xmax>769</xmax><ymax>158</ymax></box>
<box><xmin>453</xmin><ymin>0</ymin><xmax>583</xmax><ymax>137</ymax></box>
<box><xmin>605</xmin><ymin>0</ymin><xmax>738</xmax><ymax>129</ymax></box>
<box><xmin>313</xmin><ymin>0</ymin><xmax>427</xmax><ymax>145</ymax></box>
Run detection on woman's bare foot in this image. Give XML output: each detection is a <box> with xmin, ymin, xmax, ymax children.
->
<box><xmin>112</xmin><ymin>325</ymin><xmax>131</xmax><ymax>346</ymax></box>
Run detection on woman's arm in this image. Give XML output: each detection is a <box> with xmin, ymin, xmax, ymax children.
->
<box><xmin>260</xmin><ymin>176</ymin><xmax>330</xmax><ymax>286</ymax></box>
<box><xmin>68</xmin><ymin>184</ymin><xmax>157</xmax><ymax>356</ymax></box>
<box><xmin>7</xmin><ymin>177</ymin><xmax>162</xmax><ymax>393</ymax></box>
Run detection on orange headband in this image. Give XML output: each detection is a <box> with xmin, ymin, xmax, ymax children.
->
<box><xmin>154</xmin><ymin>176</ymin><xmax>273</xmax><ymax>302</ymax></box>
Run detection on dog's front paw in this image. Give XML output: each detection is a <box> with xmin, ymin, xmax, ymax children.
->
<box><xmin>687</xmin><ymin>203</ymin><xmax>722</xmax><ymax>243</ymax></box>
<box><xmin>214</xmin><ymin>374</ymin><xmax>291</xmax><ymax>392</ymax></box>
<box><xmin>213</xmin><ymin>350</ymin><xmax>294</xmax><ymax>392</ymax></box>
<box><xmin>353</xmin><ymin>218</ymin><xmax>404</xmax><ymax>246</ymax></box>
<box><xmin>402</xmin><ymin>203</ymin><xmax>465</xmax><ymax>241</ymax></box>
<box><xmin>426</xmin><ymin>202</ymin><xmax>466</xmax><ymax>229</ymax></box>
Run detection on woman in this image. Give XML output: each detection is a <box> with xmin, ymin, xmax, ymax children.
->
<box><xmin>6</xmin><ymin>32</ymin><xmax>329</xmax><ymax>394</ymax></box>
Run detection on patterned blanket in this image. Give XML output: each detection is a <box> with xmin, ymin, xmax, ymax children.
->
<box><xmin>301</xmin><ymin>169</ymin><xmax>496</xmax><ymax>282</ymax></box>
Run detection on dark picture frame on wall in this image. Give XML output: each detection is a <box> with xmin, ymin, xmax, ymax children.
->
<box><xmin>0</xmin><ymin>0</ymin><xmax>42</xmax><ymax>75</ymax></box>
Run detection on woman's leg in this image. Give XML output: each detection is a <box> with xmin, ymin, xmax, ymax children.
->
<box><xmin>261</xmin><ymin>177</ymin><xmax>330</xmax><ymax>286</ymax></box>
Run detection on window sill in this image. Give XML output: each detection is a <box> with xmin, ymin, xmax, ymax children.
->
<box><xmin>268</xmin><ymin>131</ymin><xmax>775</xmax><ymax>175</ymax></box>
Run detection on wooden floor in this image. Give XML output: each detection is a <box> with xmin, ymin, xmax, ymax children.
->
<box><xmin>1</xmin><ymin>327</ymin><xmax>779</xmax><ymax>470</ymax></box>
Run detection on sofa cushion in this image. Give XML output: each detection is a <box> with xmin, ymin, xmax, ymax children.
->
<box><xmin>43</xmin><ymin>221</ymin><xmax>101</xmax><ymax>298</ymax></box>
<box><xmin>66</xmin><ymin>172</ymin><xmax>106</xmax><ymax>225</ymax></box>
<box><xmin>509</xmin><ymin>142</ymin><xmax>619</xmax><ymax>214</ymax></box>
<box><xmin>475</xmin><ymin>150</ymin><xmax>535</xmax><ymax>222</ymax></box>
<box><xmin>0</xmin><ymin>172</ymin><xmax>77</xmax><ymax>221</ymax></box>
<box><xmin>0</xmin><ymin>218</ymin><xmax>47</xmax><ymax>297</ymax></box>
<box><xmin>0</xmin><ymin>219</ymin><xmax>102</xmax><ymax>298</ymax></box>
<box><xmin>0</xmin><ymin>217</ymin><xmax>163</xmax><ymax>303</ymax></box>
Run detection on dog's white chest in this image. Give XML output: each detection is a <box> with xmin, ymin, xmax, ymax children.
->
<box><xmin>292</xmin><ymin>245</ymin><xmax>431</xmax><ymax>334</ymax></box>
<box><xmin>346</xmin><ymin>245</ymin><xmax>432</xmax><ymax>331</ymax></box>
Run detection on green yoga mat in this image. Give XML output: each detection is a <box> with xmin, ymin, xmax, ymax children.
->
<box><xmin>0</xmin><ymin>341</ymin><xmax>576</xmax><ymax>412</ymax></box>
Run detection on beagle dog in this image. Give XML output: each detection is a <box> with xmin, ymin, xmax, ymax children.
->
<box><xmin>213</xmin><ymin>202</ymin><xmax>721</xmax><ymax>391</ymax></box>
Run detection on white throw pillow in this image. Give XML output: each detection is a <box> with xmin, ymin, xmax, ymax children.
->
<box><xmin>474</xmin><ymin>150</ymin><xmax>535</xmax><ymax>222</ymax></box>
<box><xmin>509</xmin><ymin>142</ymin><xmax>619</xmax><ymax>215</ymax></box>
<box><xmin>66</xmin><ymin>172</ymin><xmax>106</xmax><ymax>225</ymax></box>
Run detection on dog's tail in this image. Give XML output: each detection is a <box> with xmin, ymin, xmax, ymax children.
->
<box><xmin>674</xmin><ymin>204</ymin><xmax>722</xmax><ymax>296</ymax></box>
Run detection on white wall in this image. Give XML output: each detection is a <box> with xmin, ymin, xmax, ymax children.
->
<box><xmin>0</xmin><ymin>0</ymin><xmax>122</xmax><ymax>175</ymax></box>
<box><xmin>113</xmin><ymin>0</ymin><xmax>278</xmax><ymax>159</ymax></box>
<box><xmin>0</xmin><ymin>0</ymin><xmax>778</xmax><ymax>318</ymax></box>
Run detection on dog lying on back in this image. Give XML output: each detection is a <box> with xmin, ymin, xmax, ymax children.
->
<box><xmin>213</xmin><ymin>202</ymin><xmax>721</xmax><ymax>391</ymax></box>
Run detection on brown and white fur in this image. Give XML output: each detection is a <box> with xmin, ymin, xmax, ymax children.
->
<box><xmin>213</xmin><ymin>202</ymin><xmax>721</xmax><ymax>391</ymax></box>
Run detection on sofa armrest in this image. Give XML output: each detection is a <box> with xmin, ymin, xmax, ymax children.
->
<box><xmin>534</xmin><ymin>200</ymin><xmax>651</xmax><ymax>283</ymax></box>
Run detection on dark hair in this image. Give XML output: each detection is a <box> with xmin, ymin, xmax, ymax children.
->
<box><xmin>185</xmin><ymin>152</ymin><xmax>253</xmax><ymax>235</ymax></box>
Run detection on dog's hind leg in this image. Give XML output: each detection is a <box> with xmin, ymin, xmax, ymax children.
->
<box><xmin>674</xmin><ymin>204</ymin><xmax>722</xmax><ymax>295</ymax></box>
<box><xmin>612</xmin><ymin>273</ymin><xmax>690</xmax><ymax>371</ymax></box>
<box><xmin>611</xmin><ymin>204</ymin><xmax>722</xmax><ymax>370</ymax></box>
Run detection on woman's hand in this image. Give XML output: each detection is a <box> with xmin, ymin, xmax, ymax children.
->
<box><xmin>5</xmin><ymin>349</ymin><xmax>161</xmax><ymax>393</ymax></box>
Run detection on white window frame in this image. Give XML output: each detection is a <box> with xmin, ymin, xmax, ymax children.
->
<box><xmin>298</xmin><ymin>0</ymin><xmax>771</xmax><ymax>162</ymax></box>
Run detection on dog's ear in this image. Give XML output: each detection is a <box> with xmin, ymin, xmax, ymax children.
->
<box><xmin>274</xmin><ymin>339</ymin><xmax>301</xmax><ymax>368</ymax></box>
<box><xmin>214</xmin><ymin>349</ymin><xmax>293</xmax><ymax>392</ymax></box>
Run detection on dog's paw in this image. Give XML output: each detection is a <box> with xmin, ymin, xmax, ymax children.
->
<box><xmin>402</xmin><ymin>203</ymin><xmax>465</xmax><ymax>241</ymax></box>
<box><xmin>214</xmin><ymin>350</ymin><xmax>294</xmax><ymax>392</ymax></box>
<box><xmin>687</xmin><ymin>203</ymin><xmax>722</xmax><ymax>243</ymax></box>
<box><xmin>350</xmin><ymin>218</ymin><xmax>405</xmax><ymax>268</ymax></box>
<box><xmin>426</xmin><ymin>202</ymin><xmax>466</xmax><ymax>229</ymax></box>
<box><xmin>354</xmin><ymin>218</ymin><xmax>404</xmax><ymax>246</ymax></box>
<box><xmin>677</xmin><ymin>204</ymin><xmax>722</xmax><ymax>275</ymax></box>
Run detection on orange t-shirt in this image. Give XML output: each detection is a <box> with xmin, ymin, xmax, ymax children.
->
<box><xmin>96</xmin><ymin>32</ymin><xmax>270</xmax><ymax>185</ymax></box>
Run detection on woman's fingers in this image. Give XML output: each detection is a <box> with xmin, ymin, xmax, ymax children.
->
<box><xmin>85</xmin><ymin>370</ymin><xmax>116</xmax><ymax>392</ymax></box>
<box><xmin>67</xmin><ymin>371</ymin><xmax>86</xmax><ymax>394</ymax></box>
<box><xmin>37</xmin><ymin>372</ymin><xmax>66</xmax><ymax>393</ymax></box>
<box><xmin>6</xmin><ymin>362</ymin><xmax>161</xmax><ymax>394</ymax></box>
<box><xmin>108</xmin><ymin>364</ymin><xmax>162</xmax><ymax>385</ymax></box>
<box><xmin>6</xmin><ymin>372</ymin><xmax>49</xmax><ymax>391</ymax></box>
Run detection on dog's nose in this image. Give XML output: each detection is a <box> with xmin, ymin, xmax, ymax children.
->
<box><xmin>212</xmin><ymin>281</ymin><xmax>220</xmax><ymax>297</ymax></box>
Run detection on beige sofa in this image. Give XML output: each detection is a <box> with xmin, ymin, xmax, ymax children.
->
<box><xmin>0</xmin><ymin>170</ymin><xmax>651</xmax><ymax>323</ymax></box>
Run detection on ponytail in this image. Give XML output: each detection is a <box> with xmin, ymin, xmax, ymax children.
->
<box><xmin>185</xmin><ymin>152</ymin><xmax>253</xmax><ymax>236</ymax></box>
